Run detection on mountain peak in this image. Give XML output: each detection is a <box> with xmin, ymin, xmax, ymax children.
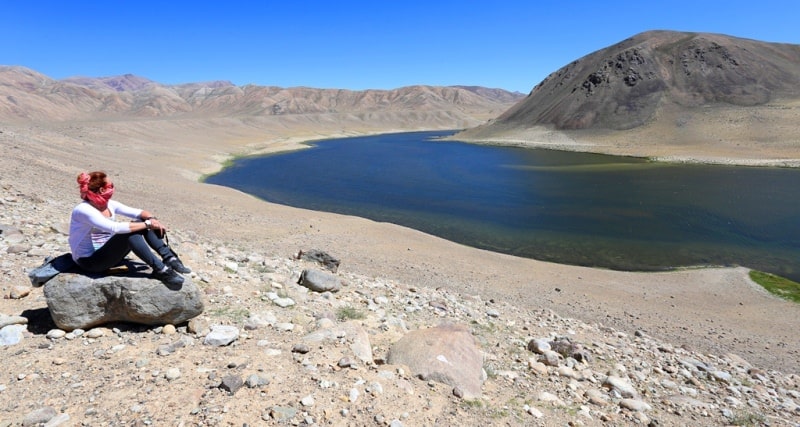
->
<box><xmin>498</xmin><ymin>30</ymin><xmax>800</xmax><ymax>131</ymax></box>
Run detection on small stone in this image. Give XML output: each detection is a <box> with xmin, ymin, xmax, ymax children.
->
<box><xmin>275</xmin><ymin>322</ymin><xmax>295</xmax><ymax>332</ymax></box>
<box><xmin>46</xmin><ymin>329</ymin><xmax>66</xmax><ymax>340</ymax></box>
<box><xmin>204</xmin><ymin>325</ymin><xmax>239</xmax><ymax>346</ymax></box>
<box><xmin>585</xmin><ymin>389</ymin><xmax>609</xmax><ymax>406</ymax></box>
<box><xmin>603</xmin><ymin>375</ymin><xmax>638</xmax><ymax>398</ymax></box>
<box><xmin>245</xmin><ymin>374</ymin><xmax>270</xmax><ymax>388</ymax></box>
<box><xmin>21</xmin><ymin>406</ymin><xmax>57</xmax><ymax>426</ymax></box>
<box><xmin>557</xmin><ymin>366</ymin><xmax>579</xmax><ymax>379</ymax></box>
<box><xmin>85</xmin><ymin>328</ymin><xmax>105</xmax><ymax>339</ymax></box>
<box><xmin>620</xmin><ymin>398</ymin><xmax>652</xmax><ymax>412</ymax></box>
<box><xmin>273</xmin><ymin>297</ymin><xmax>296</xmax><ymax>308</ymax></box>
<box><xmin>165</xmin><ymin>368</ymin><xmax>181</xmax><ymax>381</ymax></box>
<box><xmin>528</xmin><ymin>359</ymin><xmax>548</xmax><ymax>375</ymax></box>
<box><xmin>524</xmin><ymin>404</ymin><xmax>544</xmax><ymax>418</ymax></box>
<box><xmin>0</xmin><ymin>314</ymin><xmax>28</xmax><ymax>329</ymax></box>
<box><xmin>22</xmin><ymin>406</ymin><xmax>58</xmax><ymax>426</ymax></box>
<box><xmin>0</xmin><ymin>324</ymin><xmax>27</xmax><ymax>346</ymax></box>
<box><xmin>537</xmin><ymin>391</ymin><xmax>564</xmax><ymax>406</ymax></box>
<box><xmin>527</xmin><ymin>338</ymin><xmax>551</xmax><ymax>354</ymax></box>
<box><xmin>187</xmin><ymin>318</ymin><xmax>209</xmax><ymax>335</ymax></box>
<box><xmin>9</xmin><ymin>286</ymin><xmax>31</xmax><ymax>299</ymax></box>
<box><xmin>162</xmin><ymin>324</ymin><xmax>177</xmax><ymax>335</ymax></box>
<box><xmin>270</xmin><ymin>406</ymin><xmax>297</xmax><ymax>421</ymax></box>
<box><xmin>292</xmin><ymin>343</ymin><xmax>310</xmax><ymax>354</ymax></box>
<box><xmin>300</xmin><ymin>395</ymin><xmax>315</xmax><ymax>407</ymax></box>
<box><xmin>219</xmin><ymin>375</ymin><xmax>244</xmax><ymax>394</ymax></box>
<box><xmin>540</xmin><ymin>350</ymin><xmax>561</xmax><ymax>367</ymax></box>
<box><xmin>710</xmin><ymin>370</ymin><xmax>732</xmax><ymax>384</ymax></box>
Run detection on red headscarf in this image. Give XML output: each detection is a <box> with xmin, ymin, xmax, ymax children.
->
<box><xmin>77</xmin><ymin>172</ymin><xmax>114</xmax><ymax>211</ymax></box>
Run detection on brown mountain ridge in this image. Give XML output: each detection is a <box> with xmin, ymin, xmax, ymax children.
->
<box><xmin>0</xmin><ymin>66</ymin><xmax>523</xmax><ymax>122</ymax></box>
<box><xmin>457</xmin><ymin>30</ymin><xmax>800</xmax><ymax>165</ymax></box>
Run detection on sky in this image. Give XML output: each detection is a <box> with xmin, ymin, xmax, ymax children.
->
<box><xmin>3</xmin><ymin>1</ymin><xmax>799</xmax><ymax>93</ymax></box>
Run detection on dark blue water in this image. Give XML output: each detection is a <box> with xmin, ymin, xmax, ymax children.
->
<box><xmin>206</xmin><ymin>131</ymin><xmax>800</xmax><ymax>281</ymax></box>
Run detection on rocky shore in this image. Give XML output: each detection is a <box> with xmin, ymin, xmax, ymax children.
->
<box><xmin>1</xmin><ymin>181</ymin><xmax>799</xmax><ymax>426</ymax></box>
<box><xmin>1</xmin><ymin>120</ymin><xmax>799</xmax><ymax>426</ymax></box>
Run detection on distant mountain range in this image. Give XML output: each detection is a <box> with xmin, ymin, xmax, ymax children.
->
<box><xmin>0</xmin><ymin>66</ymin><xmax>524</xmax><ymax>122</ymax></box>
<box><xmin>4</xmin><ymin>30</ymin><xmax>800</xmax><ymax>163</ymax></box>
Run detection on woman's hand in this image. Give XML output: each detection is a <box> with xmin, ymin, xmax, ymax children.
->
<box><xmin>149</xmin><ymin>218</ymin><xmax>167</xmax><ymax>236</ymax></box>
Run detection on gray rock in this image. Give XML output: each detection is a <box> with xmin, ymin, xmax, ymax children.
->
<box><xmin>527</xmin><ymin>338</ymin><xmax>551</xmax><ymax>354</ymax></box>
<box><xmin>270</xmin><ymin>406</ymin><xmax>297</xmax><ymax>421</ymax></box>
<box><xmin>204</xmin><ymin>325</ymin><xmax>239</xmax><ymax>346</ymax></box>
<box><xmin>603</xmin><ymin>375</ymin><xmax>638</xmax><ymax>398</ymax></box>
<box><xmin>0</xmin><ymin>314</ymin><xmax>28</xmax><ymax>329</ymax></box>
<box><xmin>620</xmin><ymin>398</ymin><xmax>652</xmax><ymax>412</ymax></box>
<box><xmin>165</xmin><ymin>368</ymin><xmax>181</xmax><ymax>381</ymax></box>
<box><xmin>245</xmin><ymin>374</ymin><xmax>270</xmax><ymax>388</ymax></box>
<box><xmin>43</xmin><ymin>273</ymin><xmax>204</xmax><ymax>331</ymax></box>
<box><xmin>0</xmin><ymin>324</ymin><xmax>26</xmax><ymax>346</ymax></box>
<box><xmin>386</xmin><ymin>323</ymin><xmax>484</xmax><ymax>399</ymax></box>
<box><xmin>244</xmin><ymin>311</ymin><xmax>277</xmax><ymax>330</ymax></box>
<box><xmin>585</xmin><ymin>388</ymin><xmax>609</xmax><ymax>406</ymax></box>
<box><xmin>273</xmin><ymin>297</ymin><xmax>295</xmax><ymax>308</ymax></box>
<box><xmin>6</xmin><ymin>244</ymin><xmax>30</xmax><ymax>254</ymax></box>
<box><xmin>710</xmin><ymin>370</ymin><xmax>733</xmax><ymax>383</ymax></box>
<box><xmin>296</xmin><ymin>249</ymin><xmax>340</xmax><ymax>272</ymax></box>
<box><xmin>292</xmin><ymin>343</ymin><xmax>310</xmax><ymax>354</ymax></box>
<box><xmin>219</xmin><ymin>374</ymin><xmax>243</xmax><ymax>394</ymax></box>
<box><xmin>297</xmin><ymin>268</ymin><xmax>341</xmax><ymax>293</ymax></box>
<box><xmin>540</xmin><ymin>350</ymin><xmax>561</xmax><ymax>367</ymax></box>
<box><xmin>21</xmin><ymin>406</ymin><xmax>57</xmax><ymax>426</ymax></box>
<box><xmin>43</xmin><ymin>412</ymin><xmax>70</xmax><ymax>426</ymax></box>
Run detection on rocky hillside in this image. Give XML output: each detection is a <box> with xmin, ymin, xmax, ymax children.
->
<box><xmin>488</xmin><ymin>31</ymin><xmax>800</xmax><ymax>130</ymax></box>
<box><xmin>0</xmin><ymin>66</ymin><xmax>523</xmax><ymax>122</ymax></box>
<box><xmin>456</xmin><ymin>31</ymin><xmax>800</xmax><ymax>163</ymax></box>
<box><xmin>1</xmin><ymin>182</ymin><xmax>799</xmax><ymax>426</ymax></box>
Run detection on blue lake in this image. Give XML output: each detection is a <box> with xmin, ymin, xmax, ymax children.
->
<box><xmin>205</xmin><ymin>130</ymin><xmax>800</xmax><ymax>281</ymax></box>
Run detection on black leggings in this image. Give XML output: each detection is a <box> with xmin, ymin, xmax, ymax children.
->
<box><xmin>76</xmin><ymin>229</ymin><xmax>173</xmax><ymax>273</ymax></box>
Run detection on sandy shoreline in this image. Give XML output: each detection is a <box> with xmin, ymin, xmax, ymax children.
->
<box><xmin>3</xmin><ymin>119</ymin><xmax>799</xmax><ymax>374</ymax></box>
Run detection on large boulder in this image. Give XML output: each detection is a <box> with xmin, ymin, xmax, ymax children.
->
<box><xmin>43</xmin><ymin>273</ymin><xmax>204</xmax><ymax>331</ymax></box>
<box><xmin>386</xmin><ymin>323</ymin><xmax>485</xmax><ymax>399</ymax></box>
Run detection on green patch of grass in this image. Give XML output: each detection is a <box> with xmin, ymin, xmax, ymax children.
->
<box><xmin>336</xmin><ymin>305</ymin><xmax>366</xmax><ymax>321</ymax></box>
<box><xmin>728</xmin><ymin>410</ymin><xmax>766</xmax><ymax>426</ymax></box>
<box><xmin>251</xmin><ymin>263</ymin><xmax>276</xmax><ymax>274</ymax></box>
<box><xmin>209</xmin><ymin>307</ymin><xmax>250</xmax><ymax>324</ymax></box>
<box><xmin>749</xmin><ymin>270</ymin><xmax>800</xmax><ymax>303</ymax></box>
<box><xmin>460</xmin><ymin>399</ymin><xmax>483</xmax><ymax>409</ymax></box>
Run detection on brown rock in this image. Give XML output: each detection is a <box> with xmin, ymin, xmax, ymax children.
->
<box><xmin>386</xmin><ymin>323</ymin><xmax>484</xmax><ymax>399</ymax></box>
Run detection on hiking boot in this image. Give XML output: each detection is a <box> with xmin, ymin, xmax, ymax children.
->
<box><xmin>166</xmin><ymin>256</ymin><xmax>192</xmax><ymax>274</ymax></box>
<box><xmin>152</xmin><ymin>266</ymin><xmax>184</xmax><ymax>288</ymax></box>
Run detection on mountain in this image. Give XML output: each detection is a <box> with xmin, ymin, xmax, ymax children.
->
<box><xmin>0</xmin><ymin>66</ymin><xmax>523</xmax><ymax>122</ymax></box>
<box><xmin>456</xmin><ymin>31</ymin><xmax>800</xmax><ymax>162</ymax></box>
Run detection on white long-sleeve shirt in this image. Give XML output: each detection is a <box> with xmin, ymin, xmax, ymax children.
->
<box><xmin>69</xmin><ymin>200</ymin><xmax>143</xmax><ymax>261</ymax></box>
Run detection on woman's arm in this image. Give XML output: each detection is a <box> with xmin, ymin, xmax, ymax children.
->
<box><xmin>113</xmin><ymin>203</ymin><xmax>165</xmax><ymax>233</ymax></box>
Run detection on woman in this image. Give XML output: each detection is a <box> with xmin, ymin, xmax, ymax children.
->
<box><xmin>68</xmin><ymin>171</ymin><xmax>190</xmax><ymax>287</ymax></box>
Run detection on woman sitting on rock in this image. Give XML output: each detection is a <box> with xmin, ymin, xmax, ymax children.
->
<box><xmin>68</xmin><ymin>171</ymin><xmax>190</xmax><ymax>287</ymax></box>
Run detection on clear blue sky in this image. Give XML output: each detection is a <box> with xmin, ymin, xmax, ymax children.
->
<box><xmin>3</xmin><ymin>1</ymin><xmax>799</xmax><ymax>93</ymax></box>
